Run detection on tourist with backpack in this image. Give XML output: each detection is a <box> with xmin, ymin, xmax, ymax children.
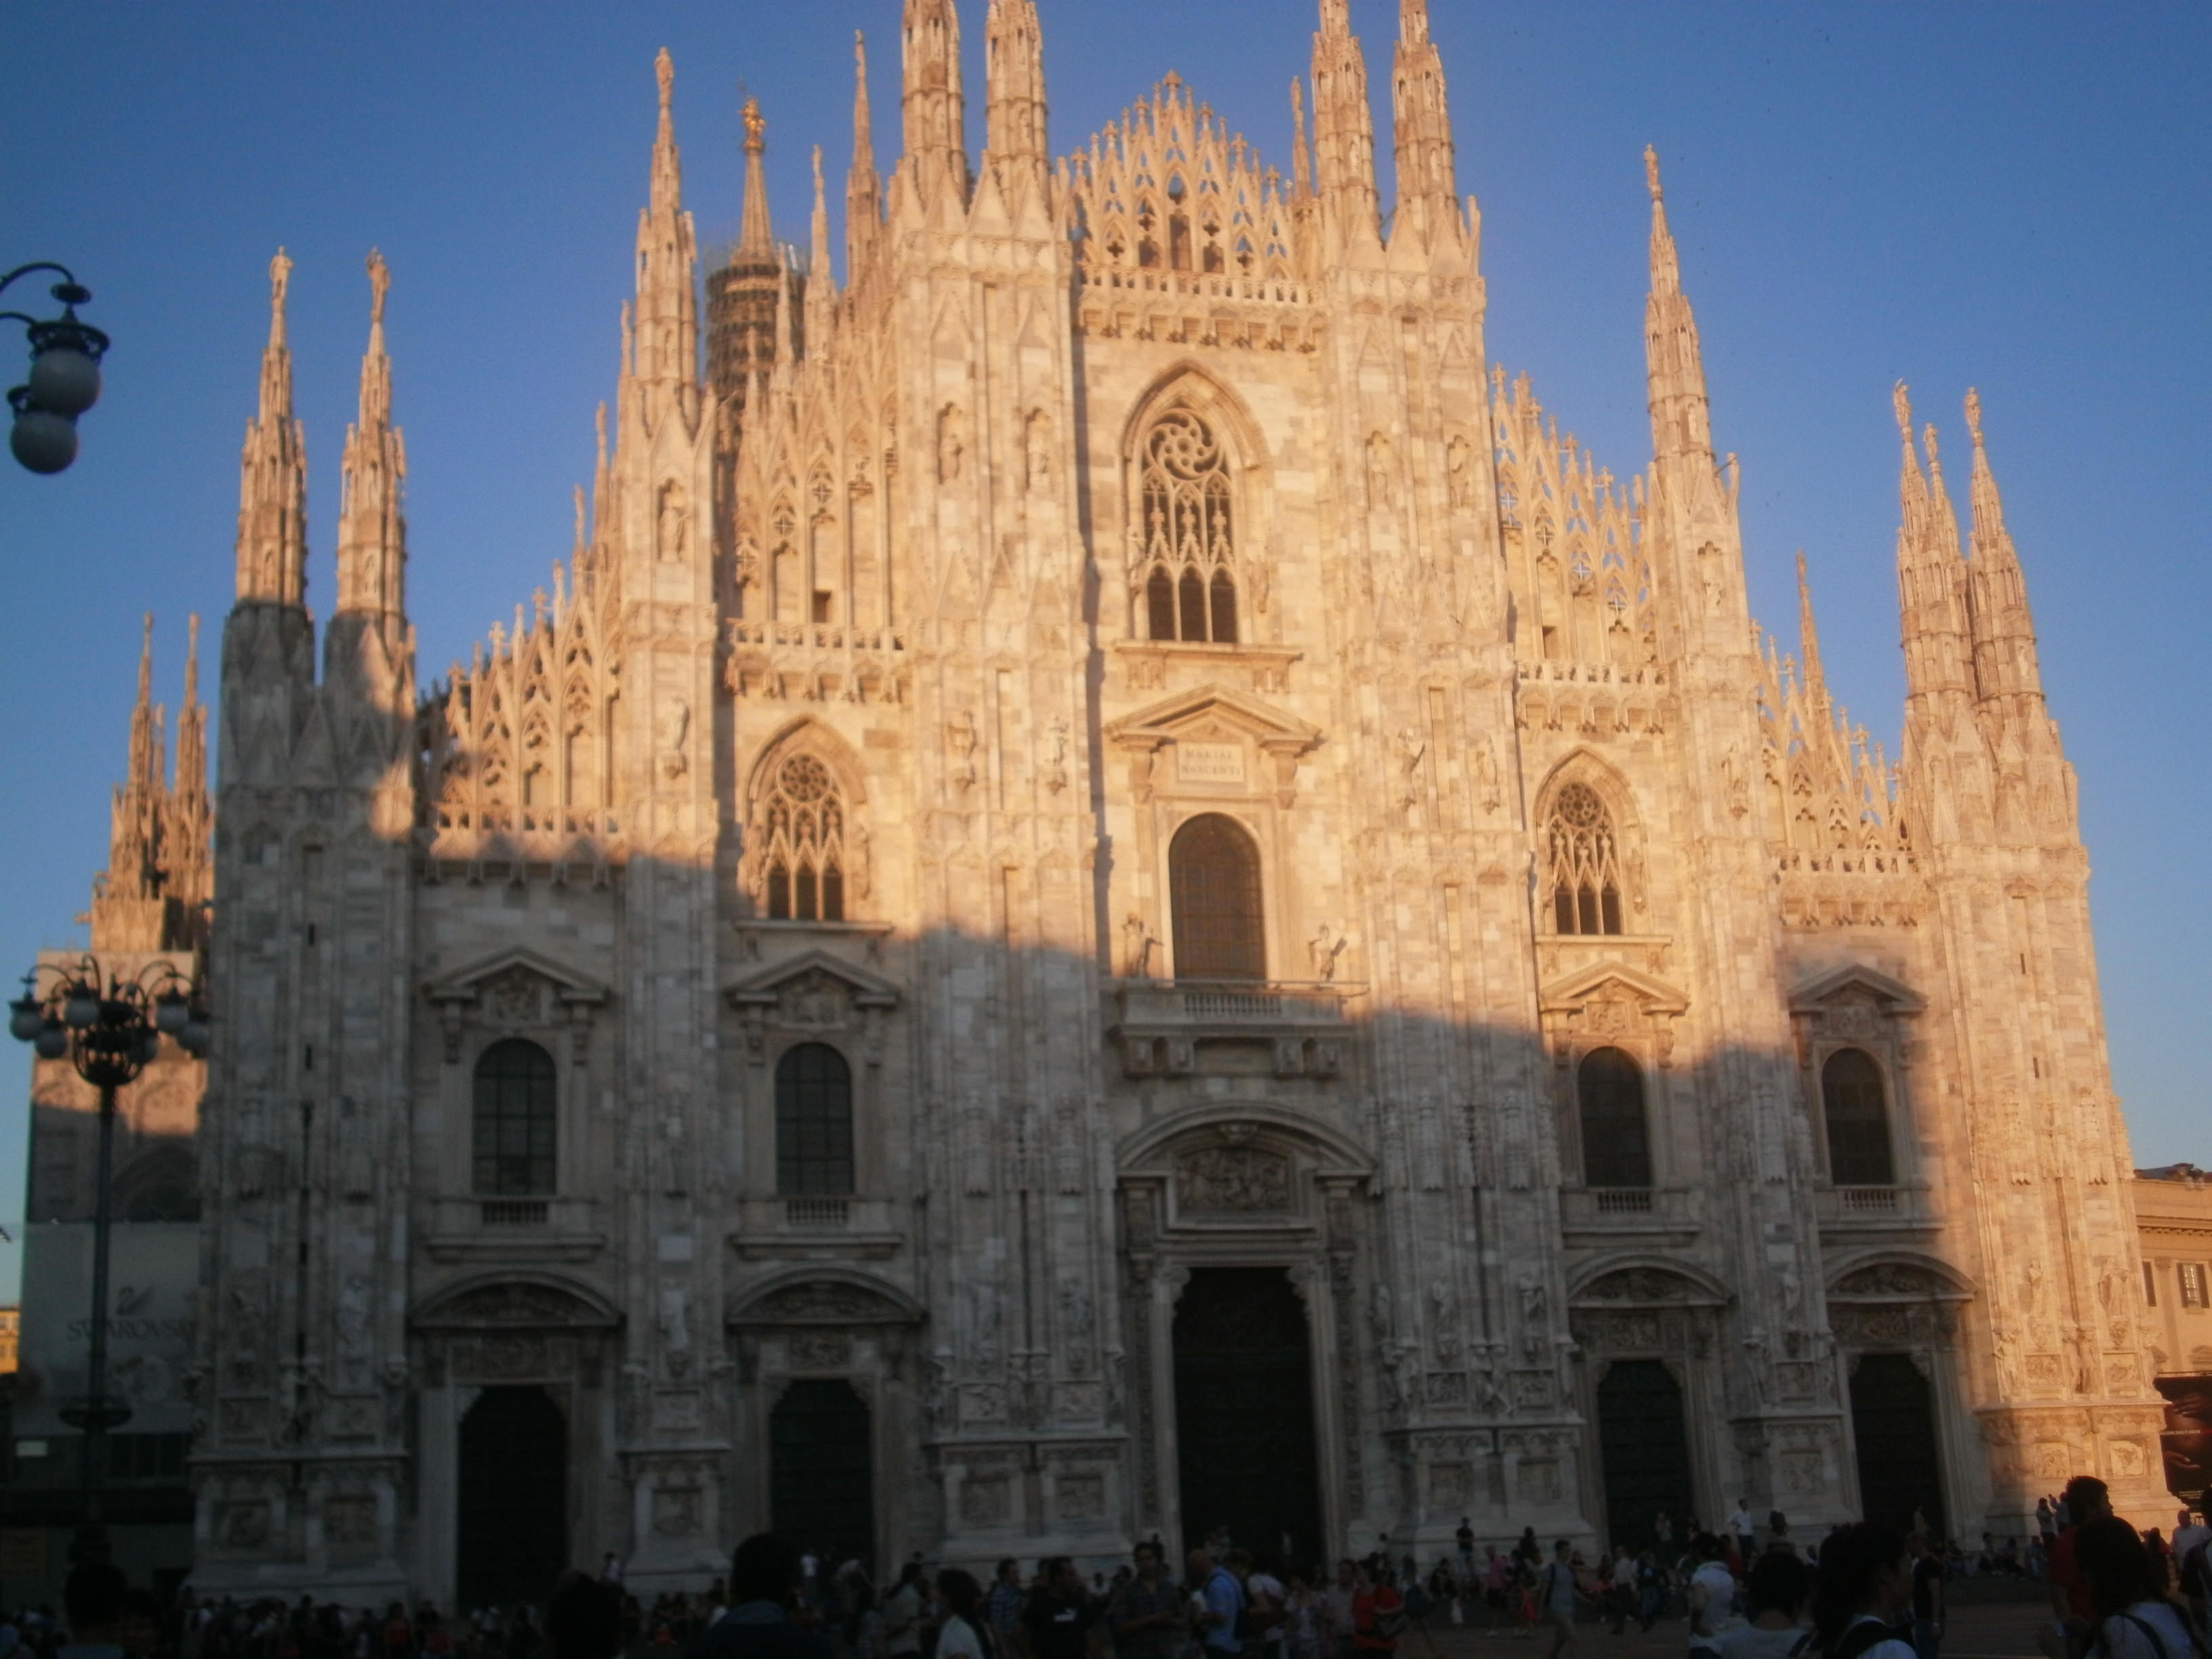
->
<box><xmin>2070</xmin><ymin>1519</ymin><xmax>2200</xmax><ymax>1659</ymax></box>
<box><xmin>1807</xmin><ymin>1523</ymin><xmax>1917</xmax><ymax>1659</ymax></box>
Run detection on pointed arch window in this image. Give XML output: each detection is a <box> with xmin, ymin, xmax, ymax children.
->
<box><xmin>1546</xmin><ymin>782</ymin><xmax>1624</xmax><ymax>935</ymax></box>
<box><xmin>1168</xmin><ymin>813</ymin><xmax>1265</xmax><ymax>980</ymax></box>
<box><xmin>473</xmin><ymin>1038</ymin><xmax>557</xmax><ymax>1196</ymax></box>
<box><xmin>1578</xmin><ymin>1046</ymin><xmax>1652</xmax><ymax>1189</ymax></box>
<box><xmin>1821</xmin><ymin>1047</ymin><xmax>1895</xmax><ymax>1186</ymax></box>
<box><xmin>777</xmin><ymin>1042</ymin><xmax>855</xmax><ymax>1197</ymax></box>
<box><xmin>1138</xmin><ymin>407</ymin><xmax>1240</xmax><ymax>644</ymax></box>
<box><xmin>756</xmin><ymin>752</ymin><xmax>847</xmax><ymax>922</ymax></box>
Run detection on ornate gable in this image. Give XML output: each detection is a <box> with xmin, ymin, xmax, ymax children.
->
<box><xmin>1788</xmin><ymin>963</ymin><xmax>1925</xmax><ymax>1016</ymax></box>
<box><xmin>724</xmin><ymin>949</ymin><xmax>899</xmax><ymax>1065</ymax></box>
<box><xmin>424</xmin><ymin>945</ymin><xmax>611</xmax><ymax>1061</ymax></box>
<box><xmin>1538</xmin><ymin>961</ymin><xmax>1689</xmax><ymax>1065</ymax></box>
<box><xmin>1103</xmin><ymin>682</ymin><xmax>1322</xmax><ymax>807</ymax></box>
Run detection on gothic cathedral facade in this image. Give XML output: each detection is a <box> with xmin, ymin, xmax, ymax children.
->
<box><xmin>183</xmin><ymin>0</ymin><xmax>2164</xmax><ymax>1605</ymax></box>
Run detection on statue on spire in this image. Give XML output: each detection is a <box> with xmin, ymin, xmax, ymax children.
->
<box><xmin>1964</xmin><ymin>386</ymin><xmax>1984</xmax><ymax>449</ymax></box>
<box><xmin>270</xmin><ymin>247</ymin><xmax>293</xmax><ymax>316</ymax></box>
<box><xmin>367</xmin><ymin>247</ymin><xmax>390</xmax><ymax>327</ymax></box>
<box><xmin>1644</xmin><ymin>143</ymin><xmax>1662</xmax><ymax>203</ymax></box>
<box><xmin>1893</xmin><ymin>380</ymin><xmax>1913</xmax><ymax>443</ymax></box>
<box><xmin>656</xmin><ymin>45</ymin><xmax>674</xmax><ymax>116</ymax></box>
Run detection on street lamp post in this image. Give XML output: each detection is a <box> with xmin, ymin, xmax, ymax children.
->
<box><xmin>2</xmin><ymin>262</ymin><xmax>110</xmax><ymax>474</ymax></box>
<box><xmin>10</xmin><ymin>956</ymin><xmax>209</xmax><ymax>1565</ymax></box>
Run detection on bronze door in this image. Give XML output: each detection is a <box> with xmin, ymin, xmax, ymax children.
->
<box><xmin>1172</xmin><ymin>1267</ymin><xmax>1324</xmax><ymax>1562</ymax></box>
<box><xmin>456</xmin><ymin>1386</ymin><xmax>568</xmax><ymax>1609</ymax></box>
<box><xmin>1595</xmin><ymin>1359</ymin><xmax>1694</xmax><ymax>1549</ymax></box>
<box><xmin>770</xmin><ymin>1378</ymin><xmax>876</xmax><ymax>1572</ymax></box>
<box><xmin>1850</xmin><ymin>1353</ymin><xmax>1945</xmax><ymax>1536</ymax></box>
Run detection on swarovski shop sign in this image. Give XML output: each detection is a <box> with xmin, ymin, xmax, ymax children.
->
<box><xmin>14</xmin><ymin>1221</ymin><xmax>198</xmax><ymax>1439</ymax></box>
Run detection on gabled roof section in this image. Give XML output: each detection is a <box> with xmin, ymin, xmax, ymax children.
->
<box><xmin>1103</xmin><ymin>681</ymin><xmax>1322</xmax><ymax>754</ymax></box>
<box><xmin>426</xmin><ymin>945</ymin><xmax>610</xmax><ymax>1007</ymax></box>
<box><xmin>1538</xmin><ymin>960</ymin><xmax>1690</xmax><ymax>1017</ymax></box>
<box><xmin>723</xmin><ymin>947</ymin><xmax>900</xmax><ymax>1010</ymax></box>
<box><xmin>1788</xmin><ymin>962</ymin><xmax>1925</xmax><ymax>1015</ymax></box>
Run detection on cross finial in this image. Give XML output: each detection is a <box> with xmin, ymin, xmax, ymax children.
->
<box><xmin>1891</xmin><ymin>381</ymin><xmax>1912</xmax><ymax>443</ymax></box>
<box><xmin>655</xmin><ymin>47</ymin><xmax>674</xmax><ymax>115</ymax></box>
<box><xmin>367</xmin><ymin>247</ymin><xmax>390</xmax><ymax>327</ymax></box>
<box><xmin>1963</xmin><ymin>387</ymin><xmax>1984</xmax><ymax>449</ymax></box>
<box><xmin>1643</xmin><ymin>144</ymin><xmax>1662</xmax><ymax>203</ymax></box>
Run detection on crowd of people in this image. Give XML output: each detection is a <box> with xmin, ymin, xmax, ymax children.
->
<box><xmin>4</xmin><ymin>1483</ymin><xmax>2207</xmax><ymax>1659</ymax></box>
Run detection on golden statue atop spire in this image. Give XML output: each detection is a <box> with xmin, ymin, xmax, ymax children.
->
<box><xmin>743</xmin><ymin>95</ymin><xmax>766</xmax><ymax>154</ymax></box>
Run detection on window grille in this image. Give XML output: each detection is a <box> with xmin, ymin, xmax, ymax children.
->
<box><xmin>472</xmin><ymin>1038</ymin><xmax>556</xmax><ymax>1196</ymax></box>
<box><xmin>1139</xmin><ymin>409</ymin><xmax>1240</xmax><ymax>644</ymax></box>
<box><xmin>777</xmin><ymin>1042</ymin><xmax>856</xmax><ymax>1197</ymax></box>
<box><xmin>758</xmin><ymin>753</ymin><xmax>847</xmax><ymax>922</ymax></box>
<box><xmin>1169</xmin><ymin>814</ymin><xmax>1266</xmax><ymax>981</ymax></box>
<box><xmin>1578</xmin><ymin>1046</ymin><xmax>1653</xmax><ymax>1189</ymax></box>
<box><xmin>1822</xmin><ymin>1047</ymin><xmax>1896</xmax><ymax>1187</ymax></box>
<box><xmin>1545</xmin><ymin>783</ymin><xmax>1624</xmax><ymax>935</ymax></box>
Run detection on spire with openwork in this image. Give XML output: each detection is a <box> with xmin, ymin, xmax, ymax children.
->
<box><xmin>899</xmin><ymin>0</ymin><xmax>970</xmax><ymax>213</ymax></box>
<box><xmin>1893</xmin><ymin>383</ymin><xmax>1972</xmax><ymax>710</ymax></box>
<box><xmin>1643</xmin><ymin>147</ymin><xmax>1713</xmax><ymax>469</ymax></box>
<box><xmin>983</xmin><ymin>0</ymin><xmax>1046</xmax><ymax>200</ymax></box>
<box><xmin>1390</xmin><ymin>0</ymin><xmax>1460</xmax><ymax>251</ymax></box>
<box><xmin>1310</xmin><ymin>0</ymin><xmax>1380</xmax><ymax>254</ymax></box>
<box><xmin>630</xmin><ymin>49</ymin><xmax>699</xmax><ymax>401</ymax></box>
<box><xmin>739</xmin><ymin>96</ymin><xmax>773</xmax><ymax>258</ymax></box>
<box><xmin>847</xmin><ymin>33</ymin><xmax>883</xmax><ymax>273</ymax></box>
<box><xmin>1963</xmin><ymin>389</ymin><xmax>2045</xmax><ymax>712</ymax></box>
<box><xmin>235</xmin><ymin>248</ymin><xmax>308</xmax><ymax>607</ymax></box>
<box><xmin>165</xmin><ymin>613</ymin><xmax>212</xmax><ymax>940</ymax></box>
<box><xmin>91</xmin><ymin>615</ymin><xmax>169</xmax><ymax>951</ymax></box>
<box><xmin>334</xmin><ymin>249</ymin><xmax>407</xmax><ymax>623</ymax></box>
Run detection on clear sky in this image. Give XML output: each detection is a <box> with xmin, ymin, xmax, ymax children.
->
<box><xmin>1</xmin><ymin>2</ymin><xmax>2205</xmax><ymax>1297</ymax></box>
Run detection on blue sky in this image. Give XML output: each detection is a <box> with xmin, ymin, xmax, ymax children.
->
<box><xmin>1</xmin><ymin>2</ymin><xmax>2205</xmax><ymax>1295</ymax></box>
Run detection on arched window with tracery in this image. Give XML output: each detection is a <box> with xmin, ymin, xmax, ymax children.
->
<box><xmin>1578</xmin><ymin>1046</ymin><xmax>1652</xmax><ymax>1189</ymax></box>
<box><xmin>473</xmin><ymin>1038</ymin><xmax>557</xmax><ymax>1195</ymax></box>
<box><xmin>1139</xmin><ymin>408</ymin><xmax>1239</xmax><ymax>644</ymax></box>
<box><xmin>1822</xmin><ymin>1047</ymin><xmax>1895</xmax><ymax>1186</ymax></box>
<box><xmin>1169</xmin><ymin>813</ymin><xmax>1265</xmax><ymax>980</ymax></box>
<box><xmin>756</xmin><ymin>752</ymin><xmax>847</xmax><ymax>922</ymax></box>
<box><xmin>1546</xmin><ymin>781</ymin><xmax>1624</xmax><ymax>935</ymax></box>
<box><xmin>777</xmin><ymin>1042</ymin><xmax>855</xmax><ymax>1196</ymax></box>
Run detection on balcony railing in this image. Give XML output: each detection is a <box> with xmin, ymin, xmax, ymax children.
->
<box><xmin>1115</xmin><ymin>978</ymin><xmax>1355</xmax><ymax>1028</ymax></box>
<box><xmin>1839</xmin><ymin>1186</ymin><xmax>1899</xmax><ymax>1213</ymax></box>
<box><xmin>426</xmin><ymin>1195</ymin><xmax>607</xmax><ymax>1262</ymax></box>
<box><xmin>1593</xmin><ymin>1189</ymin><xmax>1654</xmax><ymax>1214</ymax></box>
<box><xmin>783</xmin><ymin>1196</ymin><xmax>851</xmax><ymax>1230</ymax></box>
<box><xmin>1560</xmin><ymin>1187</ymin><xmax>1692</xmax><ymax>1234</ymax></box>
<box><xmin>480</xmin><ymin>1198</ymin><xmax>550</xmax><ymax>1227</ymax></box>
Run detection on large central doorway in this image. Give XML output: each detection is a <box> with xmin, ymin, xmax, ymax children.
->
<box><xmin>771</xmin><ymin>1380</ymin><xmax>876</xmax><ymax>1573</ymax></box>
<box><xmin>1172</xmin><ymin>1266</ymin><xmax>1323</xmax><ymax>1563</ymax></box>
<box><xmin>1595</xmin><ymin>1359</ymin><xmax>1694</xmax><ymax>1549</ymax></box>
<box><xmin>457</xmin><ymin>1387</ymin><xmax>567</xmax><ymax>1610</ymax></box>
<box><xmin>1850</xmin><ymin>1353</ymin><xmax>1945</xmax><ymax>1536</ymax></box>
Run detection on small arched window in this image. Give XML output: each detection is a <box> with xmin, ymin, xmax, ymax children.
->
<box><xmin>1169</xmin><ymin>813</ymin><xmax>1266</xmax><ymax>981</ymax></box>
<box><xmin>1578</xmin><ymin>1046</ymin><xmax>1652</xmax><ymax>1189</ymax></box>
<box><xmin>776</xmin><ymin>1042</ymin><xmax>855</xmax><ymax>1197</ymax></box>
<box><xmin>1822</xmin><ymin>1047</ymin><xmax>1895</xmax><ymax>1186</ymax></box>
<box><xmin>1139</xmin><ymin>408</ymin><xmax>1240</xmax><ymax>644</ymax></box>
<box><xmin>1546</xmin><ymin>782</ymin><xmax>1625</xmax><ymax>936</ymax></box>
<box><xmin>756</xmin><ymin>752</ymin><xmax>847</xmax><ymax>922</ymax></box>
<box><xmin>474</xmin><ymin>1038</ymin><xmax>557</xmax><ymax>1195</ymax></box>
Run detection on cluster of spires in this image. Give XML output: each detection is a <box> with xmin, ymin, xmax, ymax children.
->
<box><xmin>91</xmin><ymin>613</ymin><xmax>211</xmax><ymax>954</ymax></box>
<box><xmin>211</xmin><ymin>0</ymin><xmax>2049</xmax><ymax>846</ymax></box>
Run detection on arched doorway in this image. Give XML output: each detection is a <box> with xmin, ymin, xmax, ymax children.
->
<box><xmin>1851</xmin><ymin>1353</ymin><xmax>1944</xmax><ymax>1535</ymax></box>
<box><xmin>770</xmin><ymin>1379</ymin><xmax>875</xmax><ymax>1572</ymax></box>
<box><xmin>1595</xmin><ymin>1359</ymin><xmax>1693</xmax><ymax>1549</ymax></box>
<box><xmin>1172</xmin><ymin>1267</ymin><xmax>1322</xmax><ymax>1562</ymax></box>
<box><xmin>457</xmin><ymin>1387</ymin><xmax>567</xmax><ymax>1609</ymax></box>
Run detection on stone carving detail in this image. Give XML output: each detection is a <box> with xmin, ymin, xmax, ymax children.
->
<box><xmin>1581</xmin><ymin>1268</ymin><xmax>1697</xmax><ymax>1303</ymax></box>
<box><xmin>324</xmin><ymin>1496</ymin><xmax>377</xmax><ymax>1547</ymax></box>
<box><xmin>1834</xmin><ymin>1263</ymin><xmax>1948</xmax><ymax>1298</ymax></box>
<box><xmin>1176</xmin><ymin>1144</ymin><xmax>1292</xmax><ymax>1214</ymax></box>
<box><xmin>747</xmin><ymin>1281</ymin><xmax>909</xmax><ymax>1327</ymax></box>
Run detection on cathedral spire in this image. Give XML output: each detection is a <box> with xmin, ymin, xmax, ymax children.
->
<box><xmin>1893</xmin><ymin>382</ymin><xmax>1973</xmax><ymax>708</ymax></box>
<box><xmin>630</xmin><ymin>49</ymin><xmax>700</xmax><ymax>402</ymax></box>
<box><xmin>94</xmin><ymin>613</ymin><xmax>169</xmax><ymax>951</ymax></box>
<box><xmin>983</xmin><ymin>0</ymin><xmax>1047</xmax><ymax>196</ymax></box>
<box><xmin>1290</xmin><ymin>77</ymin><xmax>1313</xmax><ymax>200</ymax></box>
<box><xmin>899</xmin><ymin>0</ymin><xmax>970</xmax><ymax>215</ymax></box>
<box><xmin>128</xmin><ymin>611</ymin><xmax>163</xmax><ymax>802</ymax></box>
<box><xmin>164</xmin><ymin>613</ymin><xmax>212</xmax><ymax>943</ymax></box>
<box><xmin>806</xmin><ymin>144</ymin><xmax>836</xmax><ymax>348</ymax></box>
<box><xmin>1310</xmin><ymin>0</ymin><xmax>1381</xmax><ymax>255</ymax></box>
<box><xmin>739</xmin><ymin>97</ymin><xmax>773</xmax><ymax>258</ymax></box>
<box><xmin>1963</xmin><ymin>388</ymin><xmax>2045</xmax><ymax>710</ymax></box>
<box><xmin>1796</xmin><ymin>550</ymin><xmax>1828</xmax><ymax>708</ymax></box>
<box><xmin>847</xmin><ymin>33</ymin><xmax>884</xmax><ymax>273</ymax></box>
<box><xmin>335</xmin><ymin>249</ymin><xmax>407</xmax><ymax>621</ymax></box>
<box><xmin>1390</xmin><ymin>0</ymin><xmax>1460</xmax><ymax>251</ymax></box>
<box><xmin>234</xmin><ymin>248</ymin><xmax>309</xmax><ymax>609</ymax></box>
<box><xmin>1643</xmin><ymin>147</ymin><xmax>1714</xmax><ymax>469</ymax></box>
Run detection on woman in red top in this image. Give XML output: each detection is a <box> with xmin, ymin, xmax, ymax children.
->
<box><xmin>1350</xmin><ymin>1564</ymin><xmax>1406</xmax><ymax>1657</ymax></box>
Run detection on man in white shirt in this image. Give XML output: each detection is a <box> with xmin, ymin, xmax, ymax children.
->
<box><xmin>1725</xmin><ymin>1502</ymin><xmax>1756</xmax><ymax>1563</ymax></box>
